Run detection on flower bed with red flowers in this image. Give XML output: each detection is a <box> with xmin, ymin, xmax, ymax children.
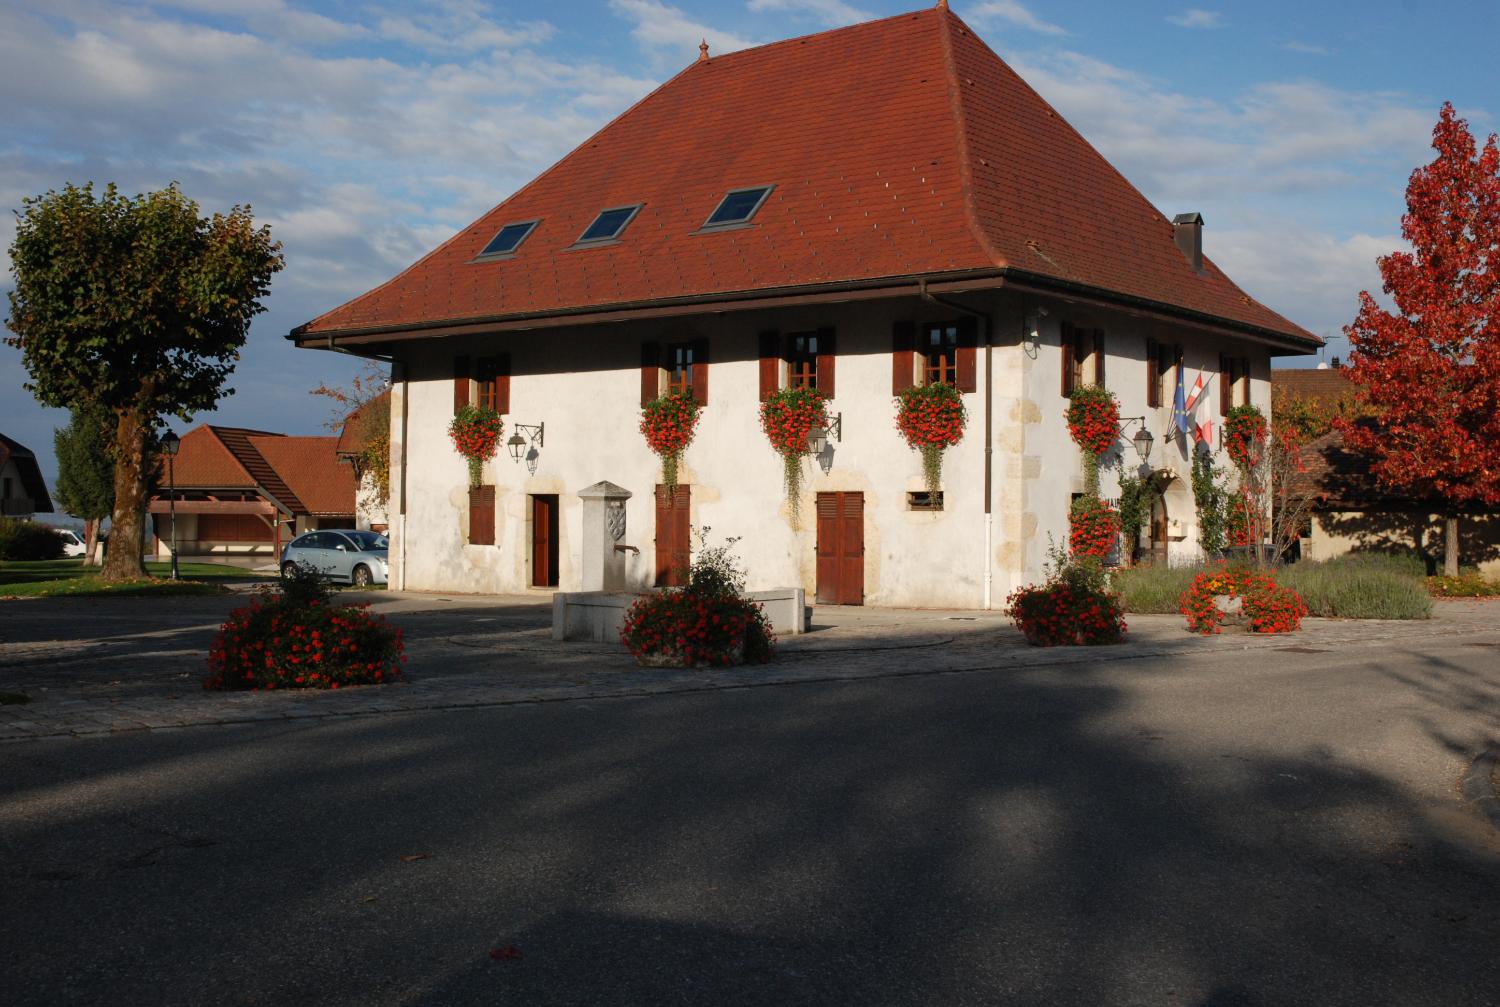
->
<box><xmin>1069</xmin><ymin>495</ymin><xmax>1120</xmax><ymax>559</ymax></box>
<box><xmin>203</xmin><ymin>570</ymin><xmax>405</xmax><ymax>690</ymax></box>
<box><xmin>896</xmin><ymin>383</ymin><xmax>967</xmax><ymax>498</ymax></box>
<box><xmin>760</xmin><ymin>387</ymin><xmax>829</xmax><ymax>519</ymax></box>
<box><xmin>1066</xmin><ymin>385</ymin><xmax>1120</xmax><ymax>459</ymax></box>
<box><xmin>1179</xmin><ymin>565</ymin><xmax>1308</xmax><ymax>635</ymax></box>
<box><xmin>620</xmin><ymin>535</ymin><xmax>774</xmax><ymax>667</ymax></box>
<box><xmin>1008</xmin><ymin>578</ymin><xmax>1127</xmax><ymax>646</ymax></box>
<box><xmin>448</xmin><ymin>404</ymin><xmax>504</xmax><ymax>487</ymax></box>
<box><xmin>641</xmin><ymin>391</ymin><xmax>700</xmax><ymax>492</ymax></box>
<box><xmin>1223</xmin><ymin>405</ymin><xmax>1267</xmax><ymax>471</ymax></box>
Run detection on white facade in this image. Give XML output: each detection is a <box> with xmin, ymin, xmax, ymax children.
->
<box><xmin>381</xmin><ymin>288</ymin><xmax>1276</xmax><ymax>608</ymax></box>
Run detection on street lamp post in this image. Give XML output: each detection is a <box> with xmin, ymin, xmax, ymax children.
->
<box><xmin>161</xmin><ymin>431</ymin><xmax>181</xmax><ymax>581</ymax></box>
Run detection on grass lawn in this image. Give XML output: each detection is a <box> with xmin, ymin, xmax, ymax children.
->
<box><xmin>0</xmin><ymin>558</ymin><xmax>271</xmax><ymax>599</ymax></box>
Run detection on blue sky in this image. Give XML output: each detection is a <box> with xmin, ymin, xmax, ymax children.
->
<box><xmin>3</xmin><ymin>0</ymin><xmax>1497</xmax><ymax>494</ymax></box>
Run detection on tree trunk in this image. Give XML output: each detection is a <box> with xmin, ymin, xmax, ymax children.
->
<box><xmin>83</xmin><ymin>518</ymin><xmax>100</xmax><ymax>566</ymax></box>
<box><xmin>100</xmin><ymin>409</ymin><xmax>149</xmax><ymax>581</ymax></box>
<box><xmin>1444</xmin><ymin>514</ymin><xmax>1460</xmax><ymax>578</ymax></box>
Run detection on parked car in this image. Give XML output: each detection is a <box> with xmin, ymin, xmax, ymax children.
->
<box><xmin>55</xmin><ymin>528</ymin><xmax>87</xmax><ymax>558</ymax></box>
<box><xmin>280</xmin><ymin>530</ymin><xmax>389</xmax><ymax>586</ymax></box>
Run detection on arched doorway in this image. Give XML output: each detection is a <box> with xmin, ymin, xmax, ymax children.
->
<box><xmin>1146</xmin><ymin>491</ymin><xmax>1170</xmax><ymax>565</ymax></box>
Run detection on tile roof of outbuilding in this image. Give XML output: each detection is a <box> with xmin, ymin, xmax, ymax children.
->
<box><xmin>296</xmin><ymin>5</ymin><xmax>1315</xmax><ymax>348</ymax></box>
<box><xmin>164</xmin><ymin>426</ymin><xmax>354</xmax><ymax>517</ymax></box>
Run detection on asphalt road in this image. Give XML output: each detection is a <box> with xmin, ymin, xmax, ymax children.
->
<box><xmin>4</xmin><ymin>631</ymin><xmax>1500</xmax><ymax>1005</ymax></box>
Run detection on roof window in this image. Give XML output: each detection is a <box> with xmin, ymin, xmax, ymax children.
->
<box><xmin>702</xmin><ymin>186</ymin><xmax>773</xmax><ymax>229</ymax></box>
<box><xmin>575</xmin><ymin>205</ymin><xmax>642</xmax><ymax>245</ymax></box>
<box><xmin>476</xmin><ymin>220</ymin><xmax>539</xmax><ymax>259</ymax></box>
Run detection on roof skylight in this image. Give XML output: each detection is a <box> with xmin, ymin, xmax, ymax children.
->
<box><xmin>477</xmin><ymin>220</ymin><xmax>539</xmax><ymax>258</ymax></box>
<box><xmin>575</xmin><ymin>205</ymin><xmax>642</xmax><ymax>244</ymax></box>
<box><xmin>702</xmin><ymin>186</ymin><xmax>773</xmax><ymax>229</ymax></box>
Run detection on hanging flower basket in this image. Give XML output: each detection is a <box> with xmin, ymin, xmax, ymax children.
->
<box><xmin>1224</xmin><ymin>405</ymin><xmax>1267</xmax><ymax>471</ymax></box>
<box><xmin>640</xmin><ymin>391</ymin><xmax>700</xmax><ymax>493</ymax></box>
<box><xmin>448</xmin><ymin>404</ymin><xmax>503</xmax><ymax>488</ymax></box>
<box><xmin>759</xmin><ymin>387</ymin><xmax>829</xmax><ymax>523</ymax></box>
<box><xmin>1067</xmin><ymin>384</ymin><xmax>1119</xmax><ymax>493</ymax></box>
<box><xmin>1069</xmin><ymin>494</ymin><xmax>1120</xmax><ymax>559</ymax></box>
<box><xmin>895</xmin><ymin>383</ymin><xmax>967</xmax><ymax>500</ymax></box>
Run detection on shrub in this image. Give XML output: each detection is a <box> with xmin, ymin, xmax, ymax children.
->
<box><xmin>0</xmin><ymin>517</ymin><xmax>65</xmax><ymax>561</ymax></box>
<box><xmin>1180</xmin><ymin>566</ymin><xmax>1307</xmax><ymax>634</ymax></box>
<box><xmin>1428</xmin><ymin>573</ymin><xmax>1500</xmax><ymax>598</ymax></box>
<box><xmin>204</xmin><ymin>567</ymin><xmax>404</xmax><ymax>690</ymax></box>
<box><xmin>1007</xmin><ymin>549</ymin><xmax>1127</xmax><ymax>646</ymax></box>
<box><xmin>1278</xmin><ymin>555</ymin><xmax>1432</xmax><ymax>619</ymax></box>
<box><xmin>620</xmin><ymin>531</ymin><xmax>774</xmax><ymax>667</ymax></box>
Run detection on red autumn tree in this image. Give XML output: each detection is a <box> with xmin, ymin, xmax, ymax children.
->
<box><xmin>1339</xmin><ymin>103</ymin><xmax>1500</xmax><ymax>576</ymax></box>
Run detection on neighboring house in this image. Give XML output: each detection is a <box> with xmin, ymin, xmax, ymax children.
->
<box><xmin>336</xmin><ymin>390</ymin><xmax>391</xmax><ymax>532</ymax></box>
<box><xmin>290</xmin><ymin>4</ymin><xmax>1318</xmax><ymax>606</ymax></box>
<box><xmin>0</xmin><ymin>433</ymin><xmax>54</xmax><ymax>518</ymax></box>
<box><xmin>1274</xmin><ymin>368</ymin><xmax>1500</xmax><ymax>576</ymax></box>
<box><xmin>149</xmin><ymin>425</ymin><xmax>356</xmax><ymax>558</ymax></box>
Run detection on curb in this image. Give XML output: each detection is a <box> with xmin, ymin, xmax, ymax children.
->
<box><xmin>1461</xmin><ymin>749</ymin><xmax>1500</xmax><ymax>832</ymax></box>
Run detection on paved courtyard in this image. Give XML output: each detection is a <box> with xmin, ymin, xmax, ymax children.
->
<box><xmin>4</xmin><ymin>594</ymin><xmax>1500</xmax><ymax>1004</ymax></box>
<box><xmin>3</xmin><ymin>591</ymin><xmax>1498</xmax><ymax>743</ymax></box>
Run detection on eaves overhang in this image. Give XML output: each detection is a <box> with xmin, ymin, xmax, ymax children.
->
<box><xmin>289</xmin><ymin>266</ymin><xmax>1320</xmax><ymax>355</ymax></box>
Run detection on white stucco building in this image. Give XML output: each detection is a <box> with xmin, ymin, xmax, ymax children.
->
<box><xmin>290</xmin><ymin>4</ymin><xmax>1317</xmax><ymax>608</ymax></box>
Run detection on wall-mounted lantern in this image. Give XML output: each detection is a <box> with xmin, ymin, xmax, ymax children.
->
<box><xmin>507</xmin><ymin>422</ymin><xmax>545</xmax><ymax>474</ymax></box>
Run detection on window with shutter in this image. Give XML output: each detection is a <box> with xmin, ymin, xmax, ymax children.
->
<box><xmin>640</xmin><ymin>342</ymin><xmax>662</xmax><ymax>406</ymax></box>
<box><xmin>474</xmin><ymin>356</ymin><xmax>509</xmax><ymax>413</ymax></box>
<box><xmin>921</xmin><ymin>322</ymin><xmax>959</xmax><ymax>386</ymax></box>
<box><xmin>1092</xmin><ymin>329</ymin><xmax>1106</xmax><ymax>387</ymax></box>
<box><xmin>690</xmin><ymin>338</ymin><xmax>709</xmax><ymax>405</ymax></box>
<box><xmin>786</xmin><ymin>331</ymin><xmax>819</xmax><ymax>390</ymax></box>
<box><xmin>815</xmin><ymin>327</ymin><xmax>836</xmax><ymax>398</ymax></box>
<box><xmin>467</xmin><ymin>485</ymin><xmax>495</xmax><ymax>546</ymax></box>
<box><xmin>1219</xmin><ymin>355</ymin><xmax>1233</xmax><ymax>416</ymax></box>
<box><xmin>758</xmin><ymin>331</ymin><xmax>781</xmax><ymax>401</ymax></box>
<box><xmin>1239</xmin><ymin>357</ymin><xmax>1251</xmax><ymax>406</ymax></box>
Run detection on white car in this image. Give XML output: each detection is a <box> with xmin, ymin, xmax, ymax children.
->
<box><xmin>55</xmin><ymin>528</ymin><xmax>87</xmax><ymax>558</ymax></box>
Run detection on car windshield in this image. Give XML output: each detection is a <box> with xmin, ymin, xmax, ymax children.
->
<box><xmin>345</xmin><ymin>531</ymin><xmax>388</xmax><ymax>551</ymax></box>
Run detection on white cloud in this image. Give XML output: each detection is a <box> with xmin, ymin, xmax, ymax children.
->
<box><xmin>608</xmin><ymin>0</ymin><xmax>759</xmax><ymax>58</ymax></box>
<box><xmin>746</xmin><ymin>0</ymin><xmax>869</xmax><ymax>28</ymax></box>
<box><xmin>969</xmin><ymin>1</ymin><xmax>1068</xmax><ymax>36</ymax></box>
<box><xmin>1166</xmin><ymin>9</ymin><xmax>1224</xmax><ymax>29</ymax></box>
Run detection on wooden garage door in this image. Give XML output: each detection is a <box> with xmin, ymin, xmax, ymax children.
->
<box><xmin>198</xmin><ymin>513</ymin><xmax>270</xmax><ymax>542</ymax></box>
<box><xmin>816</xmin><ymin>492</ymin><xmax>864</xmax><ymax>606</ymax></box>
<box><xmin>654</xmin><ymin>485</ymin><xmax>691</xmax><ymax>587</ymax></box>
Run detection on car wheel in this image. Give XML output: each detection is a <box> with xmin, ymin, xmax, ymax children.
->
<box><xmin>281</xmin><ymin>561</ymin><xmax>300</xmax><ymax>579</ymax></box>
<box><xmin>352</xmin><ymin>564</ymin><xmax>372</xmax><ymax>587</ymax></box>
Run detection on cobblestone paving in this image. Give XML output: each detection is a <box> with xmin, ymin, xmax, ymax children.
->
<box><xmin>2</xmin><ymin>592</ymin><xmax>1496</xmax><ymax>743</ymax></box>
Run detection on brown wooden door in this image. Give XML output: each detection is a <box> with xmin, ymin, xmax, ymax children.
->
<box><xmin>1147</xmin><ymin>495</ymin><xmax>1169</xmax><ymax>566</ymax></box>
<box><xmin>816</xmin><ymin>492</ymin><xmax>864</xmax><ymax>605</ymax></box>
<box><xmin>654</xmin><ymin>485</ymin><xmax>691</xmax><ymax>587</ymax></box>
<box><xmin>531</xmin><ymin>494</ymin><xmax>559</xmax><ymax>587</ymax></box>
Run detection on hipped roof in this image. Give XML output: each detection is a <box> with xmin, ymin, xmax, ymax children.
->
<box><xmin>294</xmin><ymin>5</ymin><xmax>1316</xmax><ymax>350</ymax></box>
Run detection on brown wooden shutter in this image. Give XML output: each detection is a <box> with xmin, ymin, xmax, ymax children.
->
<box><xmin>467</xmin><ymin>485</ymin><xmax>495</xmax><ymax>546</ymax></box>
<box><xmin>454</xmin><ymin>356</ymin><xmax>471</xmax><ymax>413</ymax></box>
<box><xmin>654</xmin><ymin>484</ymin><xmax>691</xmax><ymax>587</ymax></box>
<box><xmin>1219</xmin><ymin>354</ymin><xmax>1232</xmax><ymax>416</ymax></box>
<box><xmin>892</xmin><ymin>321</ymin><xmax>915</xmax><ymax>395</ymax></box>
<box><xmin>1240</xmin><ymin>356</ymin><xmax>1251</xmax><ymax>406</ymax></box>
<box><xmin>758</xmin><ymin>331</ymin><xmax>781</xmax><ymax>401</ymax></box>
<box><xmin>955</xmin><ymin>317</ymin><xmax>978</xmax><ymax>393</ymax></box>
<box><xmin>690</xmin><ymin>338</ymin><xmax>709</xmax><ymax>406</ymax></box>
<box><xmin>1092</xmin><ymin>329</ymin><xmax>1106</xmax><ymax>388</ymax></box>
<box><xmin>640</xmin><ymin>342</ymin><xmax>660</xmax><ymax>406</ymax></box>
<box><xmin>1146</xmin><ymin>338</ymin><xmax>1160</xmax><ymax>408</ymax></box>
<box><xmin>1061</xmin><ymin>323</ymin><xmax>1076</xmax><ymax>397</ymax></box>
<box><xmin>815</xmin><ymin>327</ymin><xmax>837</xmax><ymax>398</ymax></box>
<box><xmin>494</xmin><ymin>352</ymin><xmax>511</xmax><ymax>414</ymax></box>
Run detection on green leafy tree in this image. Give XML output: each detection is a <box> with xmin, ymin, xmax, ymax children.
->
<box><xmin>52</xmin><ymin>407</ymin><xmax>115</xmax><ymax>564</ymax></box>
<box><xmin>5</xmin><ymin>182</ymin><xmax>282</xmax><ymax>580</ymax></box>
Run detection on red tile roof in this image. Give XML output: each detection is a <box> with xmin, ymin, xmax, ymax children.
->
<box><xmin>250</xmin><ymin>436</ymin><xmax>356</xmax><ymax>516</ymax></box>
<box><xmin>296</xmin><ymin>6</ymin><xmax>1315</xmax><ymax>348</ymax></box>
<box><xmin>1272</xmin><ymin>367</ymin><xmax>1356</xmax><ymax>407</ymax></box>
<box><xmin>161</xmin><ymin>425</ymin><xmax>354</xmax><ymax>517</ymax></box>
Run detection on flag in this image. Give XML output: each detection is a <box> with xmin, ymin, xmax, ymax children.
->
<box><xmin>1183</xmin><ymin>372</ymin><xmax>1207</xmax><ymax>414</ymax></box>
<box><xmin>1172</xmin><ymin>364</ymin><xmax>1189</xmax><ymax>438</ymax></box>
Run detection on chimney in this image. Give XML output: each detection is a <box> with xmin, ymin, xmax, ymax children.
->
<box><xmin>1172</xmin><ymin>212</ymin><xmax>1204</xmax><ymax>273</ymax></box>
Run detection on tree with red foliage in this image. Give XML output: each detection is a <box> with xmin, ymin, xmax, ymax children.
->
<box><xmin>1339</xmin><ymin>103</ymin><xmax>1500</xmax><ymax>576</ymax></box>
